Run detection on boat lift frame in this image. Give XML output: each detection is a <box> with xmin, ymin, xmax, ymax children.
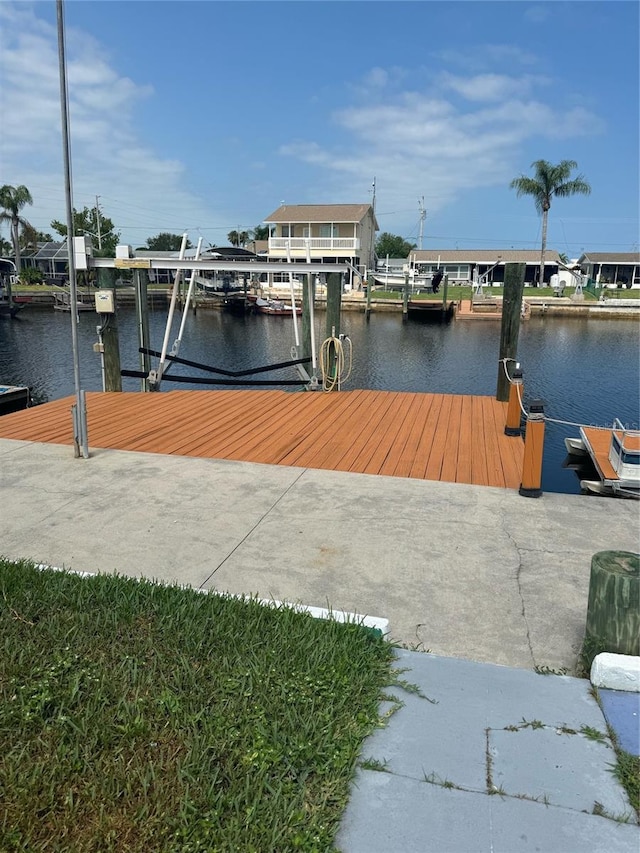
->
<box><xmin>91</xmin><ymin>250</ymin><xmax>350</xmax><ymax>391</ymax></box>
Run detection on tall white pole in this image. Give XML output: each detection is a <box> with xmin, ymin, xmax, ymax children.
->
<box><xmin>56</xmin><ymin>0</ymin><xmax>88</xmax><ymax>458</ymax></box>
<box><xmin>156</xmin><ymin>232</ymin><xmax>188</xmax><ymax>386</ymax></box>
<box><xmin>174</xmin><ymin>236</ymin><xmax>202</xmax><ymax>351</ymax></box>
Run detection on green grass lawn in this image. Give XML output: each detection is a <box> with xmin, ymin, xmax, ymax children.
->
<box><xmin>367</xmin><ymin>285</ymin><xmax>612</xmax><ymax>301</ymax></box>
<box><xmin>0</xmin><ymin>560</ymin><xmax>396</xmax><ymax>852</ymax></box>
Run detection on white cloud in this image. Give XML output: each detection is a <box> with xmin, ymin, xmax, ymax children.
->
<box><xmin>439</xmin><ymin>72</ymin><xmax>549</xmax><ymax>103</ymax></box>
<box><xmin>279</xmin><ymin>64</ymin><xmax>603</xmax><ymax>224</ymax></box>
<box><xmin>524</xmin><ymin>6</ymin><xmax>551</xmax><ymax>24</ymax></box>
<box><xmin>0</xmin><ymin>4</ymin><xmax>226</xmax><ymax>245</ymax></box>
<box><xmin>435</xmin><ymin>43</ymin><xmax>539</xmax><ymax>73</ymax></box>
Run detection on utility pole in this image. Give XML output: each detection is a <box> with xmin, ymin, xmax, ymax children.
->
<box><xmin>95</xmin><ymin>195</ymin><xmax>102</xmax><ymax>251</ymax></box>
<box><xmin>370</xmin><ymin>177</ymin><xmax>377</xmax><ymax>274</ymax></box>
<box><xmin>418</xmin><ymin>197</ymin><xmax>426</xmax><ymax>250</ymax></box>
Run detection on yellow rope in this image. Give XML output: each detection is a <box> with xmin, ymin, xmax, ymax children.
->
<box><xmin>319</xmin><ymin>333</ymin><xmax>352</xmax><ymax>392</ymax></box>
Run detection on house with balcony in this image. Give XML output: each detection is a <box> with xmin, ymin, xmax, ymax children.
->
<box><xmin>263</xmin><ymin>204</ymin><xmax>378</xmax><ymax>288</ymax></box>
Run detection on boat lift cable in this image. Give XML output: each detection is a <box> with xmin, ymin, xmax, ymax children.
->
<box><xmin>137</xmin><ymin>348</ymin><xmax>310</xmax><ymax>378</ymax></box>
<box><xmin>120</xmin><ymin>370</ymin><xmax>307</xmax><ymax>387</ymax></box>
<box><xmin>499</xmin><ymin>357</ymin><xmax>633</xmax><ymax>431</ymax></box>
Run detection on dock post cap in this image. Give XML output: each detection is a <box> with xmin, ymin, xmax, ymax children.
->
<box><xmin>528</xmin><ymin>400</ymin><xmax>545</xmax><ymax>419</ymax></box>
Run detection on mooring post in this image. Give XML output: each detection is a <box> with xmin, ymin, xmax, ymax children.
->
<box><xmin>585</xmin><ymin>551</ymin><xmax>639</xmax><ymax>665</ymax></box>
<box><xmin>402</xmin><ymin>272</ymin><xmax>409</xmax><ymax>323</ymax></box>
<box><xmin>97</xmin><ymin>268</ymin><xmax>121</xmax><ymax>392</ymax></box>
<box><xmin>519</xmin><ymin>400</ymin><xmax>545</xmax><ymax>497</ymax></box>
<box><xmin>504</xmin><ymin>365</ymin><xmax>524</xmax><ymax>436</ymax></box>
<box><xmin>496</xmin><ymin>263</ymin><xmax>526</xmax><ymax>401</ymax></box>
<box><xmin>365</xmin><ymin>270</ymin><xmax>372</xmax><ymax>322</ymax></box>
<box><xmin>302</xmin><ymin>272</ymin><xmax>316</xmax><ymax>375</ymax></box>
<box><xmin>134</xmin><ymin>268</ymin><xmax>151</xmax><ymax>392</ymax></box>
<box><xmin>326</xmin><ymin>272</ymin><xmax>342</xmax><ymax>340</ymax></box>
<box><xmin>325</xmin><ymin>272</ymin><xmax>342</xmax><ymax>381</ymax></box>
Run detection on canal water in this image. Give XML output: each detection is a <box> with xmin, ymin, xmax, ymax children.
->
<box><xmin>1</xmin><ymin>305</ymin><xmax>638</xmax><ymax>495</ymax></box>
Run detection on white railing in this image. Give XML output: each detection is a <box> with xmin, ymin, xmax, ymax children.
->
<box><xmin>269</xmin><ymin>237</ymin><xmax>360</xmax><ymax>252</ymax></box>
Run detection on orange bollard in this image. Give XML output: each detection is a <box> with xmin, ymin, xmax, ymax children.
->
<box><xmin>519</xmin><ymin>401</ymin><xmax>545</xmax><ymax>498</ymax></box>
<box><xmin>504</xmin><ymin>366</ymin><xmax>524</xmax><ymax>436</ymax></box>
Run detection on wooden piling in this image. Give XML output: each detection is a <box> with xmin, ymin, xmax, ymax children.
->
<box><xmin>585</xmin><ymin>551</ymin><xmax>640</xmax><ymax>662</ymax></box>
<box><xmin>365</xmin><ymin>273</ymin><xmax>372</xmax><ymax>322</ymax></box>
<box><xmin>302</xmin><ymin>272</ymin><xmax>316</xmax><ymax>368</ymax></box>
<box><xmin>402</xmin><ymin>273</ymin><xmax>409</xmax><ymax>323</ymax></box>
<box><xmin>324</xmin><ymin>272</ymin><xmax>342</xmax><ymax>384</ymax></box>
<box><xmin>519</xmin><ymin>400</ymin><xmax>545</xmax><ymax>497</ymax></box>
<box><xmin>504</xmin><ymin>365</ymin><xmax>523</xmax><ymax>436</ymax></box>
<box><xmin>134</xmin><ymin>269</ymin><xmax>151</xmax><ymax>392</ymax></box>
<box><xmin>97</xmin><ymin>269</ymin><xmax>121</xmax><ymax>392</ymax></box>
<box><xmin>326</xmin><ymin>272</ymin><xmax>342</xmax><ymax>339</ymax></box>
<box><xmin>496</xmin><ymin>263</ymin><xmax>526</xmax><ymax>401</ymax></box>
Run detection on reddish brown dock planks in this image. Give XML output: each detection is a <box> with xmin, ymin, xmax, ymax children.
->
<box><xmin>0</xmin><ymin>390</ymin><xmax>525</xmax><ymax>489</ymax></box>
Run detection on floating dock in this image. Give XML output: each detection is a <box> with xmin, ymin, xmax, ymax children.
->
<box><xmin>0</xmin><ymin>390</ymin><xmax>525</xmax><ymax>490</ymax></box>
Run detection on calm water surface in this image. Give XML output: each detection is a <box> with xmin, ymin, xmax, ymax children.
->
<box><xmin>1</xmin><ymin>306</ymin><xmax>638</xmax><ymax>495</ymax></box>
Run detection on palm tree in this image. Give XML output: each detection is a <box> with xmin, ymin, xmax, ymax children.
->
<box><xmin>0</xmin><ymin>184</ymin><xmax>34</xmax><ymax>274</ymax></box>
<box><xmin>227</xmin><ymin>229</ymin><xmax>249</xmax><ymax>248</ymax></box>
<box><xmin>510</xmin><ymin>160</ymin><xmax>591</xmax><ymax>287</ymax></box>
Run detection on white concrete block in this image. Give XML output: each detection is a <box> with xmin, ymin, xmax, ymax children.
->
<box><xmin>590</xmin><ymin>652</ymin><xmax>640</xmax><ymax>692</ymax></box>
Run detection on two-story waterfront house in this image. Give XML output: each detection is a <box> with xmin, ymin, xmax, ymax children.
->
<box><xmin>263</xmin><ymin>204</ymin><xmax>378</xmax><ymax>289</ymax></box>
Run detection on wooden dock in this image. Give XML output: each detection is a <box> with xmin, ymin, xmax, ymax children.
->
<box><xmin>0</xmin><ymin>389</ymin><xmax>525</xmax><ymax>489</ymax></box>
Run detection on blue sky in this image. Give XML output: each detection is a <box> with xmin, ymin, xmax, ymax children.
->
<box><xmin>1</xmin><ymin>1</ymin><xmax>638</xmax><ymax>257</ymax></box>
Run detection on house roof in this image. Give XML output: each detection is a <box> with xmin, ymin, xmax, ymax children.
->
<box><xmin>578</xmin><ymin>252</ymin><xmax>640</xmax><ymax>264</ymax></box>
<box><xmin>30</xmin><ymin>241</ymin><xmax>68</xmax><ymax>261</ymax></box>
<box><xmin>246</xmin><ymin>240</ymin><xmax>268</xmax><ymax>255</ymax></box>
<box><xmin>264</xmin><ymin>204</ymin><xmax>378</xmax><ymax>229</ymax></box>
<box><xmin>410</xmin><ymin>249</ymin><xmax>562</xmax><ymax>264</ymax></box>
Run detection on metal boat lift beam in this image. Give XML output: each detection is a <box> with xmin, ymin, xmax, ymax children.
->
<box><xmin>91</xmin><ymin>258</ymin><xmax>350</xmax><ymax>275</ymax></box>
<box><xmin>90</xmin><ymin>256</ymin><xmax>335</xmax><ymax>391</ymax></box>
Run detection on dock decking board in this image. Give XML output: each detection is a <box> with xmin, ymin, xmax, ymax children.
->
<box><xmin>0</xmin><ymin>390</ymin><xmax>525</xmax><ymax>490</ymax></box>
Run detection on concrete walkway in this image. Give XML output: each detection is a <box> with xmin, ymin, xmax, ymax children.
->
<box><xmin>1</xmin><ymin>438</ymin><xmax>638</xmax><ymax>850</ymax></box>
<box><xmin>2</xmin><ymin>438</ymin><xmax>637</xmax><ymax>671</ymax></box>
<box><xmin>337</xmin><ymin>650</ymin><xmax>639</xmax><ymax>852</ymax></box>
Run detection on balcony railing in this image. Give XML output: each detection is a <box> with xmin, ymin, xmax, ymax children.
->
<box><xmin>269</xmin><ymin>237</ymin><xmax>360</xmax><ymax>252</ymax></box>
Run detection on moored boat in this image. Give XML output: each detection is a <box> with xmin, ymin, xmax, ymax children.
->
<box><xmin>0</xmin><ymin>299</ymin><xmax>25</xmax><ymax>318</ymax></box>
<box><xmin>53</xmin><ymin>291</ymin><xmax>95</xmax><ymax>312</ymax></box>
<box><xmin>0</xmin><ymin>384</ymin><xmax>30</xmax><ymax>415</ymax></box>
<box><xmin>568</xmin><ymin>420</ymin><xmax>640</xmax><ymax>499</ymax></box>
<box><xmin>564</xmin><ymin>437</ymin><xmax>588</xmax><ymax>456</ymax></box>
<box><xmin>255</xmin><ymin>297</ymin><xmax>302</xmax><ymax>316</ymax></box>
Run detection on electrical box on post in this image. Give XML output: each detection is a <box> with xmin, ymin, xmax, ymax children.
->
<box><xmin>73</xmin><ymin>235</ymin><xmax>93</xmax><ymax>270</ymax></box>
<box><xmin>95</xmin><ymin>290</ymin><xmax>115</xmax><ymax>313</ymax></box>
